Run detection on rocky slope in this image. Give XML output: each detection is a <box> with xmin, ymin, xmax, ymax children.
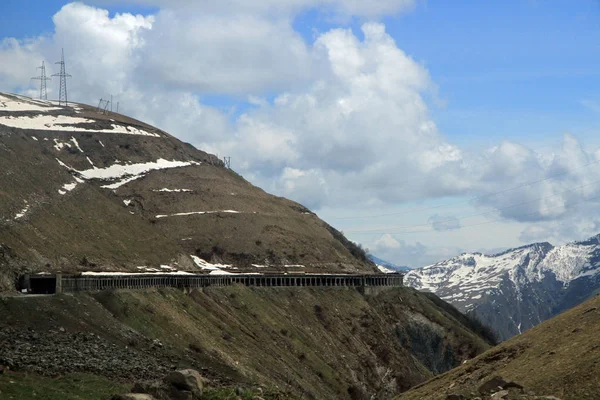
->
<box><xmin>0</xmin><ymin>286</ymin><xmax>493</xmax><ymax>399</ymax></box>
<box><xmin>405</xmin><ymin>236</ymin><xmax>600</xmax><ymax>340</ymax></box>
<box><xmin>0</xmin><ymin>93</ymin><xmax>375</xmax><ymax>289</ymax></box>
<box><xmin>397</xmin><ymin>293</ymin><xmax>600</xmax><ymax>400</ymax></box>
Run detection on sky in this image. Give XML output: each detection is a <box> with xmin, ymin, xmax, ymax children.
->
<box><xmin>1</xmin><ymin>0</ymin><xmax>600</xmax><ymax>268</ymax></box>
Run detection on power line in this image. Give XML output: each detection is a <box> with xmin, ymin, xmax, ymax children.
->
<box><xmin>345</xmin><ymin>179</ymin><xmax>600</xmax><ymax>234</ymax></box>
<box><xmin>331</xmin><ymin>156</ymin><xmax>600</xmax><ymax>220</ymax></box>
<box><xmin>31</xmin><ymin>61</ymin><xmax>51</xmax><ymax>100</ymax></box>
<box><xmin>52</xmin><ymin>48</ymin><xmax>72</xmax><ymax>106</ymax></box>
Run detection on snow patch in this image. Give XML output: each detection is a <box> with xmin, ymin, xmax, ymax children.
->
<box><xmin>56</xmin><ymin>158</ymin><xmax>200</xmax><ymax>190</ymax></box>
<box><xmin>14</xmin><ymin>202</ymin><xmax>29</xmax><ymax>220</ymax></box>
<box><xmin>58</xmin><ymin>181</ymin><xmax>78</xmax><ymax>195</ymax></box>
<box><xmin>0</xmin><ymin>94</ymin><xmax>61</xmax><ymax>112</ymax></box>
<box><xmin>153</xmin><ymin>188</ymin><xmax>193</xmax><ymax>193</ymax></box>
<box><xmin>53</xmin><ymin>138</ymin><xmax>71</xmax><ymax>151</ymax></box>
<box><xmin>190</xmin><ymin>255</ymin><xmax>234</xmax><ymax>275</ymax></box>
<box><xmin>156</xmin><ymin>210</ymin><xmax>240</xmax><ymax>218</ymax></box>
<box><xmin>0</xmin><ymin>114</ymin><xmax>160</xmax><ymax>137</ymax></box>
<box><xmin>81</xmin><ymin>271</ymin><xmax>193</xmax><ymax>276</ymax></box>
<box><xmin>70</xmin><ymin>136</ymin><xmax>83</xmax><ymax>152</ymax></box>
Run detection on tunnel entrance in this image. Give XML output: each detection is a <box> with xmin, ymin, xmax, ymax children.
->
<box><xmin>28</xmin><ymin>276</ymin><xmax>57</xmax><ymax>294</ymax></box>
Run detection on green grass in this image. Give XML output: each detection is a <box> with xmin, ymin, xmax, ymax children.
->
<box><xmin>0</xmin><ymin>371</ymin><xmax>129</xmax><ymax>400</ymax></box>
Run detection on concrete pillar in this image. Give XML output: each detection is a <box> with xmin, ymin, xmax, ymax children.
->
<box><xmin>55</xmin><ymin>274</ymin><xmax>62</xmax><ymax>294</ymax></box>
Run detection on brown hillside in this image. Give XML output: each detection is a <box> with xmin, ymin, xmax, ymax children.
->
<box><xmin>0</xmin><ymin>286</ymin><xmax>491</xmax><ymax>399</ymax></box>
<box><xmin>0</xmin><ymin>93</ymin><xmax>375</xmax><ymax>289</ymax></box>
<box><xmin>397</xmin><ymin>293</ymin><xmax>600</xmax><ymax>400</ymax></box>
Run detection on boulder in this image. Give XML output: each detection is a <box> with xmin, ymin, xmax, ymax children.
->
<box><xmin>490</xmin><ymin>390</ymin><xmax>509</xmax><ymax>399</ymax></box>
<box><xmin>131</xmin><ymin>380</ymin><xmax>165</xmax><ymax>397</ymax></box>
<box><xmin>478</xmin><ymin>376</ymin><xmax>508</xmax><ymax>394</ymax></box>
<box><xmin>504</xmin><ymin>380</ymin><xmax>524</xmax><ymax>391</ymax></box>
<box><xmin>111</xmin><ymin>394</ymin><xmax>156</xmax><ymax>400</ymax></box>
<box><xmin>163</xmin><ymin>369</ymin><xmax>204</xmax><ymax>397</ymax></box>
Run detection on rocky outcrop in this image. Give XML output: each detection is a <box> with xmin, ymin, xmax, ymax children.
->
<box><xmin>120</xmin><ymin>369</ymin><xmax>205</xmax><ymax>400</ymax></box>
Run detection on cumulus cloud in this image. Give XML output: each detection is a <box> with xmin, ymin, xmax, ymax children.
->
<box><xmin>215</xmin><ymin>22</ymin><xmax>469</xmax><ymax>209</ymax></box>
<box><xmin>137</xmin><ymin>11</ymin><xmax>312</xmax><ymax>95</ymax></box>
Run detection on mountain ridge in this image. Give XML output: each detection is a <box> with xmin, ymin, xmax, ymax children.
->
<box><xmin>405</xmin><ymin>234</ymin><xmax>600</xmax><ymax>340</ymax></box>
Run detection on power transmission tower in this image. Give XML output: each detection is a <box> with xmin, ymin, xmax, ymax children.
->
<box><xmin>52</xmin><ymin>48</ymin><xmax>72</xmax><ymax>106</ymax></box>
<box><xmin>31</xmin><ymin>61</ymin><xmax>51</xmax><ymax>100</ymax></box>
<box><xmin>96</xmin><ymin>98</ymin><xmax>110</xmax><ymax>114</ymax></box>
<box><xmin>223</xmin><ymin>156</ymin><xmax>231</xmax><ymax>169</ymax></box>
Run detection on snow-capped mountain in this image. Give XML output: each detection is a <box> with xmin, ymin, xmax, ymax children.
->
<box><xmin>405</xmin><ymin>235</ymin><xmax>600</xmax><ymax>340</ymax></box>
<box><xmin>368</xmin><ymin>254</ymin><xmax>411</xmax><ymax>273</ymax></box>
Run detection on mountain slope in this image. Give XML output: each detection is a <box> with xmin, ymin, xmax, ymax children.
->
<box><xmin>397</xmin><ymin>293</ymin><xmax>600</xmax><ymax>400</ymax></box>
<box><xmin>405</xmin><ymin>237</ymin><xmax>600</xmax><ymax>340</ymax></box>
<box><xmin>0</xmin><ymin>93</ymin><xmax>375</xmax><ymax>289</ymax></box>
<box><xmin>0</xmin><ymin>286</ymin><xmax>492</xmax><ymax>399</ymax></box>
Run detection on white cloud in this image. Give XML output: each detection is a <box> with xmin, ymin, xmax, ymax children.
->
<box><xmin>370</xmin><ymin>233</ymin><xmax>462</xmax><ymax>267</ymax></box>
<box><xmin>214</xmin><ymin>22</ymin><xmax>471</xmax><ymax>209</ymax></box>
<box><xmin>137</xmin><ymin>11</ymin><xmax>312</xmax><ymax>95</ymax></box>
<box><xmin>93</xmin><ymin>0</ymin><xmax>416</xmax><ymax>19</ymax></box>
<box><xmin>373</xmin><ymin>233</ymin><xmax>401</xmax><ymax>249</ymax></box>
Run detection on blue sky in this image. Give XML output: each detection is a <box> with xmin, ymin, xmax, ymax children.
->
<box><xmin>306</xmin><ymin>1</ymin><xmax>600</xmax><ymax>147</ymax></box>
<box><xmin>4</xmin><ymin>0</ymin><xmax>598</xmax><ymax>146</ymax></box>
<box><xmin>1</xmin><ymin>0</ymin><xmax>599</xmax><ymax>266</ymax></box>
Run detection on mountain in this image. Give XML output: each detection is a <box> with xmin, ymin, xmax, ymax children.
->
<box><xmin>404</xmin><ymin>236</ymin><xmax>600</xmax><ymax>340</ymax></box>
<box><xmin>397</xmin><ymin>291</ymin><xmax>600</xmax><ymax>400</ymax></box>
<box><xmin>368</xmin><ymin>254</ymin><xmax>411</xmax><ymax>273</ymax></box>
<box><xmin>0</xmin><ymin>93</ymin><xmax>376</xmax><ymax>289</ymax></box>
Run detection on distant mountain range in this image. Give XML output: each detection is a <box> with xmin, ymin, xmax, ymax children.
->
<box><xmin>404</xmin><ymin>235</ymin><xmax>600</xmax><ymax>340</ymax></box>
<box><xmin>368</xmin><ymin>255</ymin><xmax>411</xmax><ymax>273</ymax></box>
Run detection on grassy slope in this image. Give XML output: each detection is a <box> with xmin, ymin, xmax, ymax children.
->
<box><xmin>0</xmin><ymin>287</ymin><xmax>490</xmax><ymax>400</ymax></box>
<box><xmin>0</xmin><ymin>371</ymin><xmax>287</xmax><ymax>400</ymax></box>
<box><xmin>0</xmin><ymin>372</ymin><xmax>128</xmax><ymax>400</ymax></box>
<box><xmin>397</xmin><ymin>294</ymin><xmax>600</xmax><ymax>400</ymax></box>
